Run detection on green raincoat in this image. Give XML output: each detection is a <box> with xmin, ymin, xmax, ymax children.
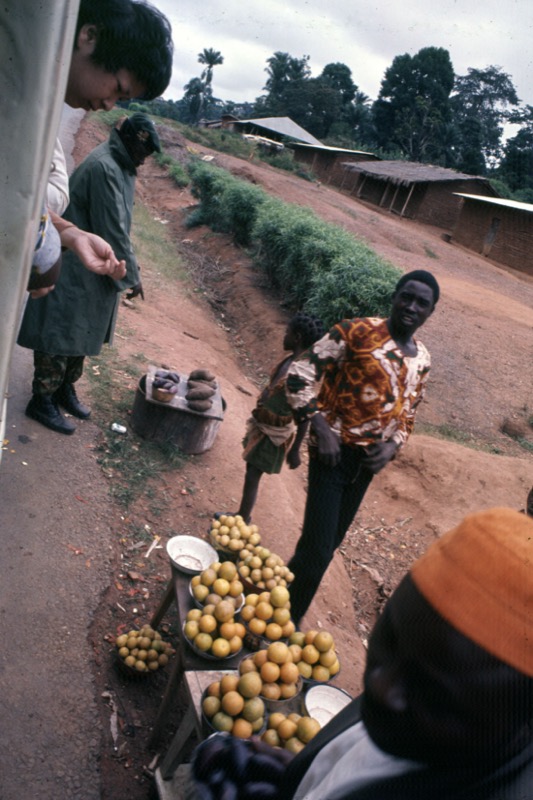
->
<box><xmin>18</xmin><ymin>129</ymin><xmax>140</xmax><ymax>356</ymax></box>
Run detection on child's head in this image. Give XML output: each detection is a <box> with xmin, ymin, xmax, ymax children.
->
<box><xmin>284</xmin><ymin>312</ymin><xmax>326</xmax><ymax>351</ymax></box>
<box><xmin>66</xmin><ymin>0</ymin><xmax>173</xmax><ymax>109</ymax></box>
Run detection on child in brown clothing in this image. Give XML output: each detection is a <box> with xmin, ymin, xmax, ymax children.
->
<box><xmin>237</xmin><ymin>312</ymin><xmax>325</xmax><ymax>523</ymax></box>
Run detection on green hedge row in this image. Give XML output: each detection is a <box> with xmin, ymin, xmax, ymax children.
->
<box><xmin>186</xmin><ymin>160</ymin><xmax>401</xmax><ymax>327</ymax></box>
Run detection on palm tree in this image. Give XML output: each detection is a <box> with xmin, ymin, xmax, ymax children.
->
<box><xmin>183</xmin><ymin>77</ymin><xmax>204</xmax><ymax>124</ymax></box>
<box><xmin>198</xmin><ymin>48</ymin><xmax>224</xmax><ymax>90</ymax></box>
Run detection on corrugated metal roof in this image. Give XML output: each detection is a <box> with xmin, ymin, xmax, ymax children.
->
<box><xmin>454</xmin><ymin>193</ymin><xmax>533</xmax><ymax>214</ymax></box>
<box><xmin>234</xmin><ymin>117</ymin><xmax>323</xmax><ymax>146</ymax></box>
<box><xmin>288</xmin><ymin>142</ymin><xmax>376</xmax><ymax>157</ymax></box>
<box><xmin>343</xmin><ymin>160</ymin><xmax>491</xmax><ymax>186</ymax></box>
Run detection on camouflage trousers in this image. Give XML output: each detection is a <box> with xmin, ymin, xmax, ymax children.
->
<box><xmin>32</xmin><ymin>351</ymin><xmax>85</xmax><ymax>396</ymax></box>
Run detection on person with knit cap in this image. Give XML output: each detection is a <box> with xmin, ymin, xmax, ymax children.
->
<box><xmin>285</xmin><ymin>270</ymin><xmax>440</xmax><ymax>625</ymax></box>
<box><xmin>189</xmin><ymin>507</ymin><xmax>533</xmax><ymax>799</ymax></box>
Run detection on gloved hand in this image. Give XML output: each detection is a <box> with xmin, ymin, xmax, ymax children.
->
<box><xmin>126</xmin><ymin>281</ymin><xmax>144</xmax><ymax>301</ymax></box>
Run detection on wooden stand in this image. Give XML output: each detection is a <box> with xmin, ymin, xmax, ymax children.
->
<box><xmin>156</xmin><ymin>669</ymin><xmax>233</xmax><ymax>781</ymax></box>
<box><xmin>149</xmin><ymin>569</ymin><xmax>247</xmax><ymax>748</ymax></box>
<box><xmin>131</xmin><ymin>367</ymin><xmax>225</xmax><ymax>455</ymax></box>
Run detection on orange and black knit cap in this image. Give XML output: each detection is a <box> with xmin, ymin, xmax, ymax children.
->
<box><xmin>411</xmin><ymin>507</ymin><xmax>533</xmax><ymax>677</ymax></box>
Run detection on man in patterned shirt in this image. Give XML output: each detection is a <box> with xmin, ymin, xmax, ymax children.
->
<box><xmin>285</xmin><ymin>270</ymin><xmax>440</xmax><ymax>625</ymax></box>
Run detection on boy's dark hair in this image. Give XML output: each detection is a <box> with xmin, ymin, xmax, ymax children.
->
<box><xmin>290</xmin><ymin>312</ymin><xmax>326</xmax><ymax>349</ymax></box>
<box><xmin>76</xmin><ymin>0</ymin><xmax>173</xmax><ymax>100</ymax></box>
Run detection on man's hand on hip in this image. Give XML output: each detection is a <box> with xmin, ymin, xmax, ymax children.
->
<box><xmin>362</xmin><ymin>441</ymin><xmax>399</xmax><ymax>474</ymax></box>
<box><xmin>312</xmin><ymin>413</ymin><xmax>341</xmax><ymax>467</ymax></box>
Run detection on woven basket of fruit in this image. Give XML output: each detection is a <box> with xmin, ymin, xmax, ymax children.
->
<box><xmin>114</xmin><ymin>624</ymin><xmax>173</xmax><ymax>678</ymax></box>
<box><xmin>151</xmin><ymin>369</ymin><xmax>180</xmax><ymax>403</ymax></box>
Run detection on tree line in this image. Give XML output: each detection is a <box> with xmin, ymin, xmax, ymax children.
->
<box><xmin>134</xmin><ymin>46</ymin><xmax>533</xmax><ymax>202</ymax></box>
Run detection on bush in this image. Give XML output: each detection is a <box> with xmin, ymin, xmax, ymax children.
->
<box><xmin>168</xmin><ymin>163</ymin><xmax>189</xmax><ymax>188</ymax></box>
<box><xmin>187</xmin><ymin>161</ymin><xmax>401</xmax><ymax>322</ymax></box>
<box><xmin>304</xmin><ymin>252</ymin><xmax>401</xmax><ymax>328</ymax></box>
<box><xmin>253</xmin><ymin>204</ymin><xmax>384</xmax><ymax>309</ymax></box>
<box><xmin>154</xmin><ymin>152</ymin><xmax>174</xmax><ymax>167</ymax></box>
<box><xmin>187</xmin><ymin>160</ymin><xmax>266</xmax><ymax>245</ymax></box>
<box><xmin>252</xmin><ymin>201</ymin><xmax>319</xmax><ymax>301</ymax></box>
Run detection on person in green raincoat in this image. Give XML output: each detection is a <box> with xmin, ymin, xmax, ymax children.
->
<box><xmin>17</xmin><ymin>113</ymin><xmax>160</xmax><ymax>435</ymax></box>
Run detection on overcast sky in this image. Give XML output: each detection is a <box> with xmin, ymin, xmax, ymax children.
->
<box><xmin>154</xmin><ymin>0</ymin><xmax>533</xmax><ymax>109</ymax></box>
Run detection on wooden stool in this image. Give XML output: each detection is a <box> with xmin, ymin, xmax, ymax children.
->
<box><xmin>148</xmin><ymin>571</ymin><xmax>245</xmax><ymax>747</ymax></box>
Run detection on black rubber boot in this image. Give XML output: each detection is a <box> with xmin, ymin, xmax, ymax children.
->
<box><xmin>25</xmin><ymin>394</ymin><xmax>76</xmax><ymax>435</ymax></box>
<box><xmin>53</xmin><ymin>383</ymin><xmax>91</xmax><ymax>419</ymax></box>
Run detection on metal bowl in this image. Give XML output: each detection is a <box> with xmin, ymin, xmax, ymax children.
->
<box><xmin>303</xmin><ymin>684</ymin><xmax>352</xmax><ymax>728</ymax></box>
<box><xmin>166</xmin><ymin>535</ymin><xmax>218</xmax><ymax>574</ymax></box>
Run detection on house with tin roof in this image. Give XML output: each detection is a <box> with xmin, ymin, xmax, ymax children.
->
<box><xmin>228</xmin><ymin>116</ymin><xmax>323</xmax><ymax>146</ymax></box>
<box><xmin>452</xmin><ymin>194</ymin><xmax>533</xmax><ymax>276</ymax></box>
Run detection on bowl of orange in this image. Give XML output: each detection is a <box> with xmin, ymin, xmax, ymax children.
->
<box><xmin>238</xmin><ymin>643</ymin><xmax>303</xmax><ymax>713</ymax></box>
<box><xmin>201</xmin><ymin>673</ymin><xmax>267</xmax><ymax>739</ymax></box>
<box><xmin>182</xmin><ymin>604</ymin><xmax>245</xmax><ymax>661</ymax></box>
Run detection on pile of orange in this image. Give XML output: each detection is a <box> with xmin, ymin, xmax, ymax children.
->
<box><xmin>209</xmin><ymin>514</ymin><xmax>261</xmax><ymax>554</ymax></box>
<box><xmin>115</xmin><ymin>624</ymin><xmax>173</xmax><ymax>673</ymax></box>
<box><xmin>239</xmin><ymin>641</ymin><xmax>302</xmax><ymax>703</ymax></box>
<box><xmin>287</xmin><ymin>629</ymin><xmax>340</xmax><ymax>682</ymax></box>
<box><xmin>190</xmin><ymin>560</ymin><xmax>244</xmax><ymax>609</ymax></box>
<box><xmin>239</xmin><ymin>586</ymin><xmax>295</xmax><ymax>643</ymax></box>
<box><xmin>183</xmin><ymin>602</ymin><xmax>245</xmax><ymax>659</ymax></box>
<box><xmin>237</xmin><ymin>544</ymin><xmax>294</xmax><ymax>591</ymax></box>
<box><xmin>261</xmin><ymin>711</ymin><xmax>321</xmax><ymax>753</ymax></box>
<box><xmin>202</xmin><ymin>672</ymin><xmax>266</xmax><ymax>738</ymax></box>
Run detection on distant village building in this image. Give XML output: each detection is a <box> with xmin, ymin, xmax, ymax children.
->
<box><xmin>453</xmin><ymin>194</ymin><xmax>533</xmax><ymax>276</ymax></box>
<box><xmin>198</xmin><ymin>113</ymin><xmax>240</xmax><ymax>130</ymax></box>
<box><xmin>287</xmin><ymin>142</ymin><xmax>379</xmax><ymax>186</ymax></box>
<box><xmin>342</xmin><ymin>161</ymin><xmax>497</xmax><ymax>231</ymax></box>
<box><xmin>228</xmin><ymin>116</ymin><xmax>322</xmax><ymax>146</ymax></box>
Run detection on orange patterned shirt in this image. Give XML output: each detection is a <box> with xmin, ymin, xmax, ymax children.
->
<box><xmin>286</xmin><ymin>317</ymin><xmax>431</xmax><ymax>450</ymax></box>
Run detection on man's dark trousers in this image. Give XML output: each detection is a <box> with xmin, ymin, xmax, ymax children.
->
<box><xmin>288</xmin><ymin>444</ymin><xmax>374</xmax><ymax>624</ymax></box>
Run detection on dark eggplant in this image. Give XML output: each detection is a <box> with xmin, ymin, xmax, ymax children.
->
<box><xmin>227</xmin><ymin>736</ymin><xmax>252</xmax><ymax>782</ymax></box>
